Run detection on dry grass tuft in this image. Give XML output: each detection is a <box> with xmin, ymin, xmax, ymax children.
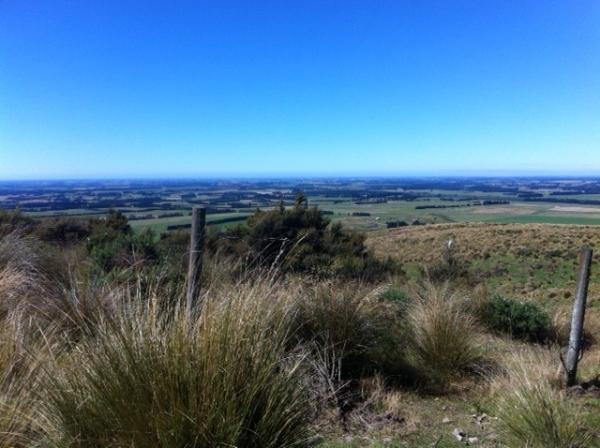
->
<box><xmin>407</xmin><ymin>282</ymin><xmax>488</xmax><ymax>389</ymax></box>
<box><xmin>490</xmin><ymin>346</ymin><xmax>593</xmax><ymax>448</ymax></box>
<box><xmin>40</xmin><ymin>278</ymin><xmax>313</xmax><ymax>447</ymax></box>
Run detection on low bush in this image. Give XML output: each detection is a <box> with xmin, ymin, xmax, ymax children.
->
<box><xmin>0</xmin><ymin>210</ymin><xmax>35</xmax><ymax>237</ymax></box>
<box><xmin>483</xmin><ymin>295</ymin><xmax>551</xmax><ymax>342</ymax></box>
<box><xmin>87</xmin><ymin>211</ymin><xmax>158</xmax><ymax>272</ymax></box>
<box><xmin>35</xmin><ymin>217</ymin><xmax>90</xmax><ymax>245</ymax></box>
<box><xmin>209</xmin><ymin>195</ymin><xmax>397</xmax><ymax>281</ymax></box>
<box><xmin>379</xmin><ymin>287</ymin><xmax>409</xmax><ymax>307</ymax></box>
<box><xmin>426</xmin><ymin>238</ymin><xmax>474</xmax><ymax>285</ymax></box>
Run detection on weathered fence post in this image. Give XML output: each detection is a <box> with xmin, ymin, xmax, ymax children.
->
<box><xmin>565</xmin><ymin>246</ymin><xmax>592</xmax><ymax>386</ymax></box>
<box><xmin>186</xmin><ymin>207</ymin><xmax>206</xmax><ymax>314</ymax></box>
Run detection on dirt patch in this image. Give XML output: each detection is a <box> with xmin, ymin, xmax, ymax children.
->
<box><xmin>551</xmin><ymin>206</ymin><xmax>600</xmax><ymax>213</ymax></box>
<box><xmin>470</xmin><ymin>206</ymin><xmax>535</xmax><ymax>215</ymax></box>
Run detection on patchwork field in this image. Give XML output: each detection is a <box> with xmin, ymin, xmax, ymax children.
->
<box><xmin>321</xmin><ymin>199</ymin><xmax>600</xmax><ymax>231</ymax></box>
<box><xmin>8</xmin><ymin>178</ymin><xmax>600</xmax><ymax>235</ymax></box>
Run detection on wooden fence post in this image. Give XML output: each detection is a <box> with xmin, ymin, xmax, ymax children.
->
<box><xmin>186</xmin><ymin>207</ymin><xmax>206</xmax><ymax>313</ymax></box>
<box><xmin>565</xmin><ymin>246</ymin><xmax>592</xmax><ymax>387</ymax></box>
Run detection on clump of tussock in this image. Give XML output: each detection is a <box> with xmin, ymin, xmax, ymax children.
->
<box><xmin>40</xmin><ymin>278</ymin><xmax>313</xmax><ymax>448</ymax></box>
<box><xmin>0</xmin><ymin>232</ymin><xmax>84</xmax><ymax>329</ymax></box>
<box><xmin>293</xmin><ymin>281</ymin><xmax>410</xmax><ymax>382</ymax></box>
<box><xmin>489</xmin><ymin>346</ymin><xmax>594</xmax><ymax>448</ymax></box>
<box><xmin>551</xmin><ymin>307</ymin><xmax>598</xmax><ymax>349</ymax></box>
<box><xmin>0</xmin><ymin>233</ymin><xmax>48</xmax><ymax>317</ymax></box>
<box><xmin>406</xmin><ymin>282</ymin><xmax>488</xmax><ymax>389</ymax></box>
<box><xmin>0</xmin><ymin>313</ymin><xmax>54</xmax><ymax>447</ymax></box>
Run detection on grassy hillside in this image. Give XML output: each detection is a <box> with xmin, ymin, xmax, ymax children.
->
<box><xmin>1</xmin><ymin>213</ymin><xmax>599</xmax><ymax>447</ymax></box>
<box><xmin>370</xmin><ymin>222</ymin><xmax>600</xmax><ymax>302</ymax></box>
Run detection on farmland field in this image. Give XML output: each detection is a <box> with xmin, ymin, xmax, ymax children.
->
<box><xmin>5</xmin><ymin>177</ymin><xmax>600</xmax><ymax>234</ymax></box>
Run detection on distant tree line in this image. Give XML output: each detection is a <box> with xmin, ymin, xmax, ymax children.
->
<box><xmin>415</xmin><ymin>200</ymin><xmax>510</xmax><ymax>210</ymax></box>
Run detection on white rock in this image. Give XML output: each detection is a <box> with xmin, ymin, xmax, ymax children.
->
<box><xmin>452</xmin><ymin>428</ymin><xmax>466</xmax><ymax>441</ymax></box>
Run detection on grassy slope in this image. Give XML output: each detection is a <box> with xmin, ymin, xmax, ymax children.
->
<box><xmin>320</xmin><ymin>224</ymin><xmax>600</xmax><ymax>447</ymax></box>
<box><xmin>369</xmin><ymin>222</ymin><xmax>600</xmax><ymax>302</ymax></box>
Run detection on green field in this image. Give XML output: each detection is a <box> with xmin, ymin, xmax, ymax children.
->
<box><xmin>128</xmin><ymin>211</ymin><xmax>252</xmax><ymax>234</ymax></box>
<box><xmin>18</xmin><ymin>185</ymin><xmax>600</xmax><ymax>234</ymax></box>
<box><xmin>311</xmin><ymin>195</ymin><xmax>600</xmax><ymax>231</ymax></box>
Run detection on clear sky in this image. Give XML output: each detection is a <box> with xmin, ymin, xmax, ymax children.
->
<box><xmin>1</xmin><ymin>1</ymin><xmax>599</xmax><ymax>179</ymax></box>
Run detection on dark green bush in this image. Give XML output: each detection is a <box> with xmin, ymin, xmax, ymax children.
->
<box><xmin>379</xmin><ymin>287</ymin><xmax>408</xmax><ymax>304</ymax></box>
<box><xmin>87</xmin><ymin>210</ymin><xmax>158</xmax><ymax>272</ymax></box>
<box><xmin>0</xmin><ymin>209</ymin><xmax>36</xmax><ymax>237</ymax></box>
<box><xmin>35</xmin><ymin>218</ymin><xmax>90</xmax><ymax>245</ymax></box>
<box><xmin>209</xmin><ymin>195</ymin><xmax>397</xmax><ymax>281</ymax></box>
<box><xmin>484</xmin><ymin>295</ymin><xmax>551</xmax><ymax>342</ymax></box>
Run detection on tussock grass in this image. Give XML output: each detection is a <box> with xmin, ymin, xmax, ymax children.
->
<box><xmin>0</xmin><ymin>313</ymin><xmax>54</xmax><ymax>448</ymax></box>
<box><xmin>551</xmin><ymin>307</ymin><xmax>598</xmax><ymax>349</ymax></box>
<box><xmin>407</xmin><ymin>282</ymin><xmax>487</xmax><ymax>389</ymax></box>
<box><xmin>294</xmin><ymin>283</ymin><xmax>382</xmax><ymax>375</ymax></box>
<box><xmin>490</xmin><ymin>347</ymin><xmax>593</xmax><ymax>448</ymax></box>
<box><xmin>3</xmin><ymin>226</ymin><xmax>599</xmax><ymax>446</ymax></box>
<box><xmin>40</xmin><ymin>279</ymin><xmax>313</xmax><ymax>447</ymax></box>
<box><xmin>293</xmin><ymin>282</ymin><xmax>411</xmax><ymax>384</ymax></box>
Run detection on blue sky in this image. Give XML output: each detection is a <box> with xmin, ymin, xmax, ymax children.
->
<box><xmin>1</xmin><ymin>1</ymin><xmax>599</xmax><ymax>179</ymax></box>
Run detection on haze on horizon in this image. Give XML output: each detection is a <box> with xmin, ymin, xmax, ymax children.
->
<box><xmin>1</xmin><ymin>1</ymin><xmax>599</xmax><ymax>180</ymax></box>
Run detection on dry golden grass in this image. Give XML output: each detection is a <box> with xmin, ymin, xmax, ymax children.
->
<box><xmin>1</xmin><ymin>226</ymin><xmax>599</xmax><ymax>447</ymax></box>
<box><xmin>369</xmin><ymin>222</ymin><xmax>600</xmax><ymax>266</ymax></box>
<box><xmin>489</xmin><ymin>345</ymin><xmax>594</xmax><ymax>448</ymax></box>
<box><xmin>369</xmin><ymin>222</ymin><xmax>600</xmax><ymax>302</ymax></box>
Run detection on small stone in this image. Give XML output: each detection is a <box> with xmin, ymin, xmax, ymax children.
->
<box><xmin>567</xmin><ymin>385</ymin><xmax>585</xmax><ymax>396</ymax></box>
<box><xmin>467</xmin><ymin>436</ymin><xmax>479</xmax><ymax>444</ymax></box>
<box><xmin>382</xmin><ymin>437</ymin><xmax>392</xmax><ymax>445</ymax></box>
<box><xmin>452</xmin><ymin>428</ymin><xmax>466</xmax><ymax>442</ymax></box>
<box><xmin>343</xmin><ymin>435</ymin><xmax>353</xmax><ymax>443</ymax></box>
<box><xmin>442</xmin><ymin>416</ymin><xmax>451</xmax><ymax>424</ymax></box>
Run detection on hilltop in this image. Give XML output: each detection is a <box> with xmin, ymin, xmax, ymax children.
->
<box><xmin>1</xmin><ymin>207</ymin><xmax>600</xmax><ymax>447</ymax></box>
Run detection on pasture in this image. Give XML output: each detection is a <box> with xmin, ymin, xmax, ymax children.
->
<box><xmin>317</xmin><ymin>196</ymin><xmax>600</xmax><ymax>230</ymax></box>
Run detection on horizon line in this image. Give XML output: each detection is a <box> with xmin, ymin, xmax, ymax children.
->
<box><xmin>4</xmin><ymin>173</ymin><xmax>600</xmax><ymax>183</ymax></box>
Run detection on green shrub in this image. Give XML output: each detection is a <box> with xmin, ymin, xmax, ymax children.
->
<box><xmin>87</xmin><ymin>211</ymin><xmax>158</xmax><ymax>272</ymax></box>
<box><xmin>484</xmin><ymin>295</ymin><xmax>550</xmax><ymax>342</ymax></box>
<box><xmin>209</xmin><ymin>195</ymin><xmax>397</xmax><ymax>281</ymax></box>
<box><xmin>35</xmin><ymin>217</ymin><xmax>90</xmax><ymax>245</ymax></box>
<box><xmin>379</xmin><ymin>287</ymin><xmax>408</xmax><ymax>306</ymax></box>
